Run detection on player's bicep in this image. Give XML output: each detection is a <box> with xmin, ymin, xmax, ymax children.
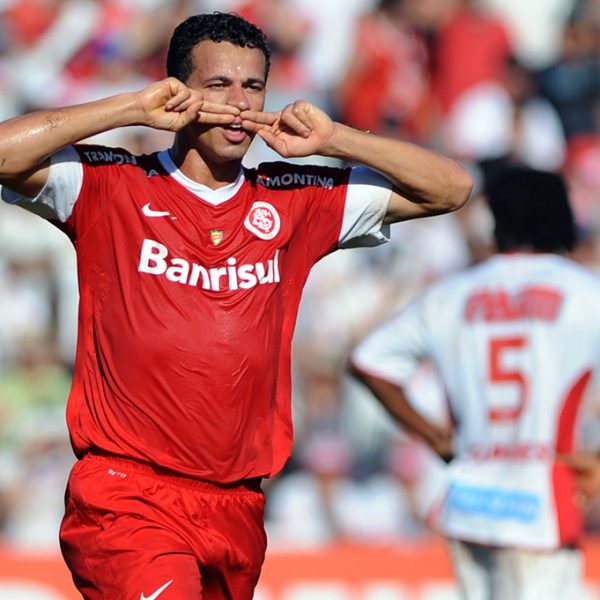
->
<box><xmin>0</xmin><ymin>160</ymin><xmax>51</xmax><ymax>199</ymax></box>
<box><xmin>384</xmin><ymin>187</ymin><xmax>447</xmax><ymax>223</ymax></box>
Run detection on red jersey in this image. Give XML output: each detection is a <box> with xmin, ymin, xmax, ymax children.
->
<box><xmin>3</xmin><ymin>144</ymin><xmax>391</xmax><ymax>483</ymax></box>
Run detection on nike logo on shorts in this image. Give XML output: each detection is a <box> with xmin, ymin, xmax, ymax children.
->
<box><xmin>142</xmin><ymin>203</ymin><xmax>171</xmax><ymax>218</ymax></box>
<box><xmin>140</xmin><ymin>579</ymin><xmax>173</xmax><ymax>600</ymax></box>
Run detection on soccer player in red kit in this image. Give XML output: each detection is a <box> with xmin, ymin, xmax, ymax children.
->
<box><xmin>0</xmin><ymin>12</ymin><xmax>472</xmax><ymax>600</ymax></box>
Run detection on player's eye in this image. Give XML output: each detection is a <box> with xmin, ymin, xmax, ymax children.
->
<box><xmin>246</xmin><ymin>84</ymin><xmax>264</xmax><ymax>92</ymax></box>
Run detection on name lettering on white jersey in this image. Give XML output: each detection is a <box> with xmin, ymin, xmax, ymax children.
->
<box><xmin>467</xmin><ymin>442</ymin><xmax>553</xmax><ymax>462</ymax></box>
<box><xmin>82</xmin><ymin>150</ymin><xmax>138</xmax><ymax>165</ymax></box>
<box><xmin>138</xmin><ymin>239</ymin><xmax>280</xmax><ymax>292</ymax></box>
<box><xmin>256</xmin><ymin>172</ymin><xmax>334</xmax><ymax>189</ymax></box>
<box><xmin>464</xmin><ymin>285</ymin><xmax>563</xmax><ymax>322</ymax></box>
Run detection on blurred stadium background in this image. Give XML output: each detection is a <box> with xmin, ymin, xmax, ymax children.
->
<box><xmin>2</xmin><ymin>0</ymin><xmax>600</xmax><ymax>598</ymax></box>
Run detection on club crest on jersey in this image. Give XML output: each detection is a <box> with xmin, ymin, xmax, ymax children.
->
<box><xmin>244</xmin><ymin>201</ymin><xmax>281</xmax><ymax>240</ymax></box>
<box><xmin>210</xmin><ymin>229</ymin><xmax>224</xmax><ymax>246</ymax></box>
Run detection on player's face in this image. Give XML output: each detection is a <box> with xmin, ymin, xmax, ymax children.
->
<box><xmin>184</xmin><ymin>40</ymin><xmax>267</xmax><ymax>164</ymax></box>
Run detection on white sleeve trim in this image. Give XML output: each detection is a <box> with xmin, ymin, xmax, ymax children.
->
<box><xmin>1</xmin><ymin>145</ymin><xmax>83</xmax><ymax>222</ymax></box>
<box><xmin>338</xmin><ymin>166</ymin><xmax>392</xmax><ymax>248</ymax></box>
<box><xmin>351</xmin><ymin>297</ymin><xmax>428</xmax><ymax>386</ymax></box>
<box><xmin>351</xmin><ymin>332</ymin><xmax>421</xmax><ymax>387</ymax></box>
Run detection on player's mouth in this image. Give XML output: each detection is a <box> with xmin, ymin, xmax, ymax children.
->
<box><xmin>222</xmin><ymin>122</ymin><xmax>248</xmax><ymax>144</ymax></box>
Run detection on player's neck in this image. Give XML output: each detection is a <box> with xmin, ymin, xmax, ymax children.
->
<box><xmin>169</xmin><ymin>144</ymin><xmax>242</xmax><ymax>191</ymax></box>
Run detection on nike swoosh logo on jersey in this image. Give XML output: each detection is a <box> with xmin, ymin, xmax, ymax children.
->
<box><xmin>142</xmin><ymin>203</ymin><xmax>171</xmax><ymax>217</ymax></box>
<box><xmin>140</xmin><ymin>579</ymin><xmax>174</xmax><ymax>600</ymax></box>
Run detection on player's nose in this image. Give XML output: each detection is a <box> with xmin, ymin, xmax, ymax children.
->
<box><xmin>227</xmin><ymin>84</ymin><xmax>250</xmax><ymax>111</ymax></box>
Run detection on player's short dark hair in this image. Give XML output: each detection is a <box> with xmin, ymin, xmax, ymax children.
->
<box><xmin>166</xmin><ymin>12</ymin><xmax>271</xmax><ymax>83</ymax></box>
<box><xmin>485</xmin><ymin>167</ymin><xmax>576</xmax><ymax>253</ymax></box>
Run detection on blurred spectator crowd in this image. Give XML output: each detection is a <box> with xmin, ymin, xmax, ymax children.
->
<box><xmin>2</xmin><ymin>0</ymin><xmax>600</xmax><ymax>552</ymax></box>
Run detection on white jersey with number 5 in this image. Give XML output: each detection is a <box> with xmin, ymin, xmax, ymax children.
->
<box><xmin>352</xmin><ymin>253</ymin><xmax>600</xmax><ymax>549</ymax></box>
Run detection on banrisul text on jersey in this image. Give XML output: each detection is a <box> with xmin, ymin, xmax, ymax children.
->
<box><xmin>138</xmin><ymin>238</ymin><xmax>281</xmax><ymax>292</ymax></box>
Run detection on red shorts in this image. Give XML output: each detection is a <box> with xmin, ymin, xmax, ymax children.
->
<box><xmin>60</xmin><ymin>452</ymin><xmax>267</xmax><ymax>600</ymax></box>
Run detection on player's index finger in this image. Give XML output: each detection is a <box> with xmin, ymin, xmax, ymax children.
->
<box><xmin>199</xmin><ymin>101</ymin><xmax>241</xmax><ymax>115</ymax></box>
<box><xmin>281</xmin><ymin>112</ymin><xmax>311</xmax><ymax>136</ymax></box>
<box><xmin>241</xmin><ymin>110</ymin><xmax>279</xmax><ymax>125</ymax></box>
<box><xmin>196</xmin><ymin>112</ymin><xmax>237</xmax><ymax>125</ymax></box>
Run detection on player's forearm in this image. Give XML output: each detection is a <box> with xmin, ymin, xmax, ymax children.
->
<box><xmin>350</xmin><ymin>364</ymin><xmax>454</xmax><ymax>460</ymax></box>
<box><xmin>0</xmin><ymin>92</ymin><xmax>141</xmax><ymax>179</ymax></box>
<box><xmin>321</xmin><ymin>123</ymin><xmax>473</xmax><ymax>219</ymax></box>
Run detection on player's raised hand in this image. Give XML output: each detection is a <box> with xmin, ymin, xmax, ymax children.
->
<box><xmin>241</xmin><ymin>100</ymin><xmax>335</xmax><ymax>158</ymax></box>
<box><xmin>135</xmin><ymin>78</ymin><xmax>240</xmax><ymax>132</ymax></box>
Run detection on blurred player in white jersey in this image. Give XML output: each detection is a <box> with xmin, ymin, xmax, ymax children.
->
<box><xmin>350</xmin><ymin>167</ymin><xmax>600</xmax><ymax>600</ymax></box>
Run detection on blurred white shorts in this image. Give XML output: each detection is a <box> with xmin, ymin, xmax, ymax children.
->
<box><xmin>448</xmin><ymin>538</ymin><xmax>584</xmax><ymax>600</ymax></box>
